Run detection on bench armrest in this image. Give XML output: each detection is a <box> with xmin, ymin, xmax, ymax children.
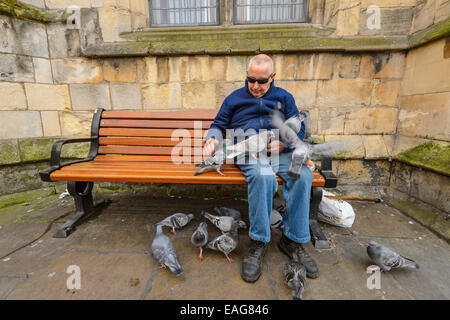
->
<box><xmin>39</xmin><ymin>137</ymin><xmax>99</xmax><ymax>182</ymax></box>
<box><xmin>319</xmin><ymin>156</ymin><xmax>338</xmax><ymax>188</ymax></box>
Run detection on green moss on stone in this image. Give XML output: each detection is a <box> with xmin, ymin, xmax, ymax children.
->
<box><xmin>397</xmin><ymin>141</ymin><xmax>450</xmax><ymax>176</ymax></box>
<box><xmin>387</xmin><ymin>196</ymin><xmax>450</xmax><ymax>242</ymax></box>
<box><xmin>408</xmin><ymin>17</ymin><xmax>450</xmax><ymax>49</ymax></box>
<box><xmin>18</xmin><ymin>137</ymin><xmax>57</xmax><ymax>162</ymax></box>
<box><xmin>0</xmin><ymin>0</ymin><xmax>61</xmax><ymax>23</ymax></box>
<box><xmin>0</xmin><ymin>187</ymin><xmax>55</xmax><ymax>209</ymax></box>
<box><xmin>0</xmin><ymin>139</ymin><xmax>20</xmax><ymax>165</ymax></box>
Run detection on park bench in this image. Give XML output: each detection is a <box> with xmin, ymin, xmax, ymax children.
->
<box><xmin>39</xmin><ymin>108</ymin><xmax>337</xmax><ymax>248</ymax></box>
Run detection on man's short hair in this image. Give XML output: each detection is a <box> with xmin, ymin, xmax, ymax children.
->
<box><xmin>248</xmin><ymin>54</ymin><xmax>274</xmax><ymax>75</ymax></box>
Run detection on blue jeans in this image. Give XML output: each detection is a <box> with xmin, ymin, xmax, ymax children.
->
<box><xmin>237</xmin><ymin>151</ymin><xmax>313</xmax><ymax>244</ymax></box>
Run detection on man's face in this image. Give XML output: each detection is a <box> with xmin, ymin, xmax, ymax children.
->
<box><xmin>247</xmin><ymin>63</ymin><xmax>274</xmax><ymax>98</ymax></box>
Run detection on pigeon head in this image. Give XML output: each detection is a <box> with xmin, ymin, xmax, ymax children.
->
<box><xmin>187</xmin><ymin>214</ymin><xmax>195</xmax><ymax>221</ymax></box>
<box><xmin>238</xmin><ymin>220</ymin><xmax>247</xmax><ymax>229</ymax></box>
<box><xmin>290</xmin><ymin>279</ymin><xmax>304</xmax><ymax>300</ymax></box>
<box><xmin>368</xmin><ymin>240</ymin><xmax>379</xmax><ymax>247</ymax></box>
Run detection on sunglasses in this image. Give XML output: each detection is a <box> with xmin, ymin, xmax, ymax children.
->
<box><xmin>247</xmin><ymin>75</ymin><xmax>272</xmax><ymax>84</ymax></box>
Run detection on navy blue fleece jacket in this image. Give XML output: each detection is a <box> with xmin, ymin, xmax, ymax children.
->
<box><xmin>205</xmin><ymin>80</ymin><xmax>305</xmax><ymax>152</ymax></box>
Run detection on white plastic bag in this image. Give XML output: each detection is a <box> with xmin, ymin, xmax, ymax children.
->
<box><xmin>318</xmin><ymin>190</ymin><xmax>355</xmax><ymax>228</ymax></box>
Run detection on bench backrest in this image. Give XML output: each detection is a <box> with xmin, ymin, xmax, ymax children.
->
<box><xmin>96</xmin><ymin>110</ymin><xmax>217</xmax><ymax>163</ymax></box>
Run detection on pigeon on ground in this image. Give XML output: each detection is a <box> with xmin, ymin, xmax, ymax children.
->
<box><xmin>151</xmin><ymin>224</ymin><xmax>184</xmax><ymax>276</ymax></box>
<box><xmin>270</xmin><ymin>209</ymin><xmax>284</xmax><ymax>234</ymax></box>
<box><xmin>213</xmin><ymin>206</ymin><xmax>247</xmax><ymax>229</ymax></box>
<box><xmin>201</xmin><ymin>210</ymin><xmax>241</xmax><ymax>233</ymax></box>
<box><xmin>191</xmin><ymin>222</ymin><xmax>208</xmax><ymax>260</ymax></box>
<box><xmin>367</xmin><ymin>240</ymin><xmax>420</xmax><ymax>272</ymax></box>
<box><xmin>205</xmin><ymin>220</ymin><xmax>240</xmax><ymax>263</ymax></box>
<box><xmin>284</xmin><ymin>260</ymin><xmax>307</xmax><ymax>300</ymax></box>
<box><xmin>153</xmin><ymin>213</ymin><xmax>194</xmax><ymax>234</ymax></box>
<box><xmin>271</xmin><ymin>109</ymin><xmax>350</xmax><ymax>179</ymax></box>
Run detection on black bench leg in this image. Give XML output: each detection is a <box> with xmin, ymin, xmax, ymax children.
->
<box><xmin>53</xmin><ymin>181</ymin><xmax>107</xmax><ymax>238</ymax></box>
<box><xmin>309</xmin><ymin>187</ymin><xmax>331</xmax><ymax>249</ymax></box>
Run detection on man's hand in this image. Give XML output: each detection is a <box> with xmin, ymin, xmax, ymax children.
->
<box><xmin>266</xmin><ymin>140</ymin><xmax>284</xmax><ymax>154</ymax></box>
<box><xmin>203</xmin><ymin>138</ymin><xmax>219</xmax><ymax>156</ymax></box>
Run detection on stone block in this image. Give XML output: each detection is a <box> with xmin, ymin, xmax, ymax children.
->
<box><xmin>215</xmin><ymin>82</ymin><xmax>243</xmax><ymax>107</ymax></box>
<box><xmin>60</xmin><ymin>111</ymin><xmax>94</xmax><ymax>137</ymax></box>
<box><xmin>130</xmin><ymin>0</ymin><xmax>148</xmax><ymax>29</ymax></box>
<box><xmin>362</xmin><ymin>135</ymin><xmax>389</xmax><ymax>159</ymax></box>
<box><xmin>383</xmin><ymin>134</ymin><xmax>395</xmax><ymax>157</ymax></box>
<box><xmin>18</xmin><ymin>137</ymin><xmax>57</xmax><ymax>162</ymax></box>
<box><xmin>103</xmin><ymin>59</ymin><xmax>137</xmax><ymax>82</ymax></box>
<box><xmin>47</xmin><ymin>24</ymin><xmax>81</xmax><ymax>58</ymax></box>
<box><xmin>0</xmin><ymin>139</ymin><xmax>20</xmax><ymax>165</ymax></box>
<box><xmin>41</xmin><ymin>111</ymin><xmax>61</xmax><ymax>137</ymax></box>
<box><xmin>0</xmin><ymin>111</ymin><xmax>42</xmax><ymax>139</ymax></box>
<box><xmin>181</xmin><ymin>83</ymin><xmax>216</xmax><ymax>109</ymax></box>
<box><xmin>410</xmin><ymin>168</ymin><xmax>450</xmax><ymax>213</ymax></box>
<box><xmin>360</xmin><ymin>0</ymin><xmax>416</xmax><ymax>7</ymax></box>
<box><xmin>360</xmin><ymin>7</ymin><xmax>413</xmax><ymax>36</ymax></box>
<box><xmin>69</xmin><ymin>84</ymin><xmax>111</xmax><ymax>110</ymax></box>
<box><xmin>390</xmin><ymin>161</ymin><xmax>412</xmax><ymax>194</ymax></box>
<box><xmin>410</xmin><ymin>0</ymin><xmax>435</xmax><ymax>34</ymax></box>
<box><xmin>226</xmin><ymin>56</ymin><xmax>249</xmax><ymax>81</ymax></box>
<box><xmin>335</xmin><ymin>0</ymin><xmax>360</xmax><ymax>36</ymax></box>
<box><xmin>6</xmin><ymin>18</ymin><xmax>48</xmax><ymax>58</ymax></box>
<box><xmin>25</xmin><ymin>84</ymin><xmax>71</xmax><ymax>111</ymax></box>
<box><xmin>435</xmin><ymin>0</ymin><xmax>450</xmax><ymax>23</ymax></box>
<box><xmin>142</xmin><ymin>83</ymin><xmax>181</xmax><ymax>110</ymax></box>
<box><xmin>98</xmin><ymin>0</ymin><xmax>132</xmax><ymax>42</ymax></box>
<box><xmin>398</xmin><ymin>92</ymin><xmax>450</xmax><ymax>140</ymax></box>
<box><xmin>33</xmin><ymin>58</ymin><xmax>53</xmax><ymax>84</ymax></box>
<box><xmin>277</xmin><ymin>80</ymin><xmax>317</xmax><ymax>109</ymax></box>
<box><xmin>136</xmin><ymin>57</ymin><xmax>158</xmax><ymax>83</ymax></box>
<box><xmin>316</xmin><ymin>79</ymin><xmax>372</xmax><ymax>108</ymax></box>
<box><xmin>0</xmin><ymin>54</ymin><xmax>34</xmax><ymax>83</ymax></box>
<box><xmin>344</xmin><ymin>107</ymin><xmax>398</xmax><ymax>134</ymax></box>
<box><xmin>273</xmin><ymin>54</ymin><xmax>298</xmax><ymax>80</ymax></box>
<box><xmin>19</xmin><ymin>0</ymin><xmax>46</xmax><ymax>8</ymax></box>
<box><xmin>52</xmin><ymin>58</ymin><xmax>103</xmax><ymax>84</ymax></box>
<box><xmin>402</xmin><ymin>39</ymin><xmax>450</xmax><ymax>95</ymax></box>
<box><xmin>0</xmin><ymin>83</ymin><xmax>27</xmax><ymax>110</ymax></box>
<box><xmin>317</xmin><ymin>107</ymin><xmax>348</xmax><ymax>135</ymax></box>
<box><xmin>169</xmin><ymin>56</ymin><xmax>189</xmax><ymax>82</ymax></box>
<box><xmin>188</xmin><ymin>56</ymin><xmax>228</xmax><ymax>82</ymax></box>
<box><xmin>110</xmin><ymin>83</ymin><xmax>142</xmax><ymax>109</ymax></box>
<box><xmin>360</xmin><ymin>52</ymin><xmax>406</xmax><ymax>79</ymax></box>
<box><xmin>324</xmin><ymin>135</ymin><xmax>365</xmax><ymax>159</ymax></box>
<box><xmin>371</xmin><ymin>80</ymin><xmax>401</xmax><ymax>107</ymax></box>
<box><xmin>335</xmin><ymin>159</ymin><xmax>390</xmax><ymax>185</ymax></box>
<box><xmin>332</xmin><ymin>53</ymin><xmax>361</xmax><ymax>79</ymax></box>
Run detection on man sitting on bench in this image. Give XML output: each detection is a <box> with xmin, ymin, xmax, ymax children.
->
<box><xmin>202</xmin><ymin>54</ymin><xmax>319</xmax><ymax>283</ymax></box>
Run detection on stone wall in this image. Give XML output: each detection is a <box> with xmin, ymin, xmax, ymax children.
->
<box><xmin>0</xmin><ymin>0</ymin><xmax>449</xmax><ymax>201</ymax></box>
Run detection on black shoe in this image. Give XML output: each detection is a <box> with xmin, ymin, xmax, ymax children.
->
<box><xmin>278</xmin><ymin>234</ymin><xmax>319</xmax><ymax>279</ymax></box>
<box><xmin>241</xmin><ymin>239</ymin><xmax>267</xmax><ymax>283</ymax></box>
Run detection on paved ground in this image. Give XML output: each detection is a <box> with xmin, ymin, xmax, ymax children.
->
<box><xmin>0</xmin><ymin>189</ymin><xmax>449</xmax><ymax>300</ymax></box>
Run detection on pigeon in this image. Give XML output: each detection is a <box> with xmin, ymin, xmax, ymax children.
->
<box><xmin>205</xmin><ymin>220</ymin><xmax>240</xmax><ymax>263</ymax></box>
<box><xmin>151</xmin><ymin>224</ymin><xmax>184</xmax><ymax>276</ymax></box>
<box><xmin>271</xmin><ymin>109</ymin><xmax>350</xmax><ymax>179</ymax></box>
<box><xmin>284</xmin><ymin>259</ymin><xmax>307</xmax><ymax>300</ymax></box>
<box><xmin>201</xmin><ymin>210</ymin><xmax>239</xmax><ymax>233</ymax></box>
<box><xmin>153</xmin><ymin>213</ymin><xmax>194</xmax><ymax>234</ymax></box>
<box><xmin>191</xmin><ymin>222</ymin><xmax>208</xmax><ymax>260</ymax></box>
<box><xmin>226</xmin><ymin>130</ymin><xmax>275</xmax><ymax>159</ymax></box>
<box><xmin>194</xmin><ymin>131</ymin><xmax>274</xmax><ymax>176</ymax></box>
<box><xmin>367</xmin><ymin>240</ymin><xmax>420</xmax><ymax>272</ymax></box>
<box><xmin>213</xmin><ymin>206</ymin><xmax>247</xmax><ymax>229</ymax></box>
<box><xmin>270</xmin><ymin>209</ymin><xmax>284</xmax><ymax>234</ymax></box>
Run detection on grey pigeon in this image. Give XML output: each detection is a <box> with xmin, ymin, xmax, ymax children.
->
<box><xmin>270</xmin><ymin>209</ymin><xmax>284</xmax><ymax>234</ymax></box>
<box><xmin>151</xmin><ymin>224</ymin><xmax>184</xmax><ymax>276</ymax></box>
<box><xmin>201</xmin><ymin>210</ymin><xmax>236</xmax><ymax>233</ymax></box>
<box><xmin>205</xmin><ymin>220</ymin><xmax>240</xmax><ymax>263</ymax></box>
<box><xmin>367</xmin><ymin>240</ymin><xmax>420</xmax><ymax>272</ymax></box>
<box><xmin>194</xmin><ymin>144</ymin><xmax>228</xmax><ymax>176</ymax></box>
<box><xmin>284</xmin><ymin>260</ymin><xmax>307</xmax><ymax>300</ymax></box>
<box><xmin>271</xmin><ymin>109</ymin><xmax>350</xmax><ymax>179</ymax></box>
<box><xmin>213</xmin><ymin>206</ymin><xmax>247</xmax><ymax>229</ymax></box>
<box><xmin>226</xmin><ymin>130</ymin><xmax>274</xmax><ymax>159</ymax></box>
<box><xmin>154</xmin><ymin>213</ymin><xmax>194</xmax><ymax>234</ymax></box>
<box><xmin>191</xmin><ymin>222</ymin><xmax>208</xmax><ymax>261</ymax></box>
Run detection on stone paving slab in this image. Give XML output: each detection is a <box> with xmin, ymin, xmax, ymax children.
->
<box><xmin>0</xmin><ymin>190</ymin><xmax>449</xmax><ymax>300</ymax></box>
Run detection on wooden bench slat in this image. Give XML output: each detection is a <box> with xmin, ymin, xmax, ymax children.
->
<box><xmin>99</xmin><ymin>137</ymin><xmax>204</xmax><ymax>147</ymax></box>
<box><xmin>98</xmin><ymin>145</ymin><xmax>205</xmax><ymax>155</ymax></box>
<box><xmin>77</xmin><ymin>161</ymin><xmax>238</xmax><ymax>169</ymax></box>
<box><xmin>101</xmin><ymin>110</ymin><xmax>217</xmax><ymax>120</ymax></box>
<box><xmin>99</xmin><ymin>128</ymin><xmax>207</xmax><ymax>138</ymax></box>
<box><xmin>100</xmin><ymin>119</ymin><xmax>212</xmax><ymax>129</ymax></box>
<box><xmin>94</xmin><ymin>155</ymin><xmax>205</xmax><ymax>162</ymax></box>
